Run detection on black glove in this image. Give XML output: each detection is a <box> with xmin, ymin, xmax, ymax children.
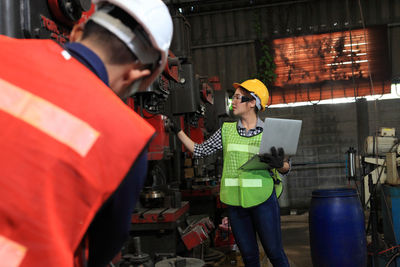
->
<box><xmin>260</xmin><ymin>147</ymin><xmax>285</xmax><ymax>169</ymax></box>
<box><xmin>169</xmin><ymin>116</ymin><xmax>181</xmax><ymax>134</ymax></box>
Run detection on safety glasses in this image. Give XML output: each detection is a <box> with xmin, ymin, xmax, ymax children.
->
<box><xmin>232</xmin><ymin>94</ymin><xmax>253</xmax><ymax>103</ymax></box>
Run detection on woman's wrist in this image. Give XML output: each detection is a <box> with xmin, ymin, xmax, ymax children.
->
<box><xmin>278</xmin><ymin>161</ymin><xmax>290</xmax><ymax>174</ymax></box>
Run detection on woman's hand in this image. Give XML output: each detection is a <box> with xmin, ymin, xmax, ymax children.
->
<box><xmin>260</xmin><ymin>147</ymin><xmax>290</xmax><ymax>173</ymax></box>
<box><xmin>260</xmin><ymin>147</ymin><xmax>284</xmax><ymax>169</ymax></box>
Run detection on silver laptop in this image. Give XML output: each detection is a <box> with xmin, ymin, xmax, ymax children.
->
<box><xmin>239</xmin><ymin>118</ymin><xmax>302</xmax><ymax>170</ymax></box>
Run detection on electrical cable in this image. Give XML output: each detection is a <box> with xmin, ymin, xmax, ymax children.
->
<box><xmin>364</xmin><ymin>141</ymin><xmax>399</xmax><ymax>266</ymax></box>
<box><xmin>353</xmin><ymin>177</ymin><xmax>361</xmax><ymax>197</ymax></box>
<box><xmin>345</xmin><ymin>152</ymin><xmax>362</xmax><ymax>200</ymax></box>
<box><xmin>288</xmin><ymin>34</ymin><xmax>298</xmax><ymax>105</ymax></box>
<box><xmin>307</xmin><ymin>86</ymin><xmax>321</xmax><ymax>105</ymax></box>
<box><xmin>385</xmin><ymin>252</ymin><xmax>400</xmax><ymax>267</ymax></box>
<box><xmin>282</xmin><ymin>88</ymin><xmax>287</xmax><ymax>104</ymax></box>
<box><xmin>357</xmin><ymin>0</ymin><xmax>375</xmax><ymax>96</ymax></box>
<box><xmin>381</xmin><ymin>184</ymin><xmax>399</xmax><ymax>246</ymax></box>
<box><xmin>357</xmin><ymin>0</ymin><xmax>383</xmax><ymax>183</ymax></box>
<box><xmin>359</xmin><ymin>152</ymin><xmax>367</xmax><ymax>208</ymax></box>
<box><xmin>345</xmin><ymin>0</ymin><xmax>358</xmax><ymax>102</ymax></box>
<box><xmin>364</xmin><ymin>142</ymin><xmax>396</xmax><ymax>235</ymax></box>
<box><xmin>378</xmin><ymin>245</ymin><xmax>400</xmax><ymax>255</ymax></box>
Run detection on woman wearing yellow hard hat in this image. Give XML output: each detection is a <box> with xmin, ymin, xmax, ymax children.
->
<box><xmin>173</xmin><ymin>78</ymin><xmax>290</xmax><ymax>267</ymax></box>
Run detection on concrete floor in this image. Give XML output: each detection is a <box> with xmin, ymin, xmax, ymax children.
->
<box><xmin>213</xmin><ymin>212</ymin><xmax>312</xmax><ymax>267</ymax></box>
<box><xmin>281</xmin><ymin>212</ymin><xmax>312</xmax><ymax>267</ymax></box>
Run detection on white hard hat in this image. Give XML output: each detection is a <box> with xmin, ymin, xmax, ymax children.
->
<box><xmin>91</xmin><ymin>0</ymin><xmax>173</xmax><ymax>94</ymax></box>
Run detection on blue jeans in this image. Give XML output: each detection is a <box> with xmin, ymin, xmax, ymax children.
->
<box><xmin>228</xmin><ymin>191</ymin><xmax>290</xmax><ymax>267</ymax></box>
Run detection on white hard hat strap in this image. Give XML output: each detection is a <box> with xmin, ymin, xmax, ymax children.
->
<box><xmin>90</xmin><ymin>11</ymin><xmax>159</xmax><ymax>65</ymax></box>
<box><xmin>249</xmin><ymin>92</ymin><xmax>262</xmax><ymax>110</ymax></box>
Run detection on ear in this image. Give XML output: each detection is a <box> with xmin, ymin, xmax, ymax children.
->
<box><xmin>122</xmin><ymin>67</ymin><xmax>151</xmax><ymax>88</ymax></box>
<box><xmin>69</xmin><ymin>23</ymin><xmax>85</xmax><ymax>42</ymax></box>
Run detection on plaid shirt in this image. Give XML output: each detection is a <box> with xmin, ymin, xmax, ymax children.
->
<box><xmin>193</xmin><ymin>118</ymin><xmax>291</xmax><ymax>174</ymax></box>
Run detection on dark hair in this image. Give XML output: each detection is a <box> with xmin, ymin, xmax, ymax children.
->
<box><xmin>81</xmin><ymin>20</ymin><xmax>137</xmax><ymax>64</ymax></box>
<box><xmin>238</xmin><ymin>87</ymin><xmax>259</xmax><ymax>114</ymax></box>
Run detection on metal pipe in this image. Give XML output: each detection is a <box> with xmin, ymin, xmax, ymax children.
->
<box><xmin>191</xmin><ymin>39</ymin><xmax>254</xmax><ymax>50</ymax></box>
<box><xmin>292</xmin><ymin>160</ymin><xmax>345</xmax><ymax>166</ymax></box>
<box><xmin>292</xmin><ymin>162</ymin><xmax>346</xmax><ymax>171</ymax></box>
<box><xmin>347</xmin><ymin>147</ymin><xmax>357</xmax><ymax>179</ymax></box>
<box><xmin>132</xmin><ymin>236</ymin><xmax>142</xmax><ymax>255</ymax></box>
<box><xmin>0</xmin><ymin>0</ymin><xmax>18</xmax><ymax>37</ymax></box>
<box><xmin>184</xmin><ymin>0</ymin><xmax>312</xmax><ymax>17</ymax></box>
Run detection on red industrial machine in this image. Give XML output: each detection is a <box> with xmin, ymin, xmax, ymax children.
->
<box><xmin>0</xmin><ymin>1</ymin><xmax>229</xmax><ymax>265</ymax></box>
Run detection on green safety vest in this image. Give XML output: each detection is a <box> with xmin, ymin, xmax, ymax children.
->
<box><xmin>220</xmin><ymin>122</ymin><xmax>282</xmax><ymax>208</ymax></box>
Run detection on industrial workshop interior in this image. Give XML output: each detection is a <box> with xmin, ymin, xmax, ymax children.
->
<box><xmin>0</xmin><ymin>0</ymin><xmax>400</xmax><ymax>266</ymax></box>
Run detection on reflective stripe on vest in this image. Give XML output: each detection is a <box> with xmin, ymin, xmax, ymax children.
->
<box><xmin>0</xmin><ymin>235</ymin><xmax>27</xmax><ymax>267</ymax></box>
<box><xmin>0</xmin><ymin>78</ymin><xmax>99</xmax><ymax>157</ymax></box>
<box><xmin>227</xmin><ymin>144</ymin><xmax>259</xmax><ymax>154</ymax></box>
<box><xmin>224</xmin><ymin>178</ymin><xmax>263</xmax><ymax>187</ymax></box>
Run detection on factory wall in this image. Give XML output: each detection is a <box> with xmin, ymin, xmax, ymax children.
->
<box><xmin>262</xmin><ymin>98</ymin><xmax>400</xmax><ymax>209</ymax></box>
<box><xmin>185</xmin><ymin>0</ymin><xmax>400</xmax><ymax>93</ymax></box>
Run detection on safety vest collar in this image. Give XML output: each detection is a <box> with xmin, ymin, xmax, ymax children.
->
<box><xmin>64</xmin><ymin>42</ymin><xmax>109</xmax><ymax>86</ymax></box>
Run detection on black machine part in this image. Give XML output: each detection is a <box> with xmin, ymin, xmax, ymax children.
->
<box><xmin>0</xmin><ymin>0</ymin><xmax>91</xmax><ymax>40</ymax></box>
<box><xmin>121</xmin><ymin>237</ymin><xmax>154</xmax><ymax>267</ymax></box>
<box><xmin>139</xmin><ymin>189</ymin><xmax>165</xmax><ymax>208</ymax></box>
<box><xmin>168</xmin><ymin>63</ymin><xmax>200</xmax><ymax>115</ymax></box>
<box><xmin>52</xmin><ymin>0</ymin><xmax>92</xmax><ymax>23</ymax></box>
<box><xmin>170</xmin><ymin>12</ymin><xmax>191</xmax><ymax>61</ymax></box>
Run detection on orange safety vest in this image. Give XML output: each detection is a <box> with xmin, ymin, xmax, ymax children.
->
<box><xmin>0</xmin><ymin>36</ymin><xmax>155</xmax><ymax>267</ymax></box>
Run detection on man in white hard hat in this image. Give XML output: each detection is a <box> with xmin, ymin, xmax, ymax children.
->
<box><xmin>0</xmin><ymin>0</ymin><xmax>173</xmax><ymax>266</ymax></box>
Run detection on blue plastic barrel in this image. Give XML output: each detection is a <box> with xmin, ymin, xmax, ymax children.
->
<box><xmin>309</xmin><ymin>188</ymin><xmax>366</xmax><ymax>267</ymax></box>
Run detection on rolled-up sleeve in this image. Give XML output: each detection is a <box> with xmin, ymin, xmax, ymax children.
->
<box><xmin>193</xmin><ymin>128</ymin><xmax>223</xmax><ymax>158</ymax></box>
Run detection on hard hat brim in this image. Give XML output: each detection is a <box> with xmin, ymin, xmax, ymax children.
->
<box><xmin>233</xmin><ymin>82</ymin><xmax>242</xmax><ymax>89</ymax></box>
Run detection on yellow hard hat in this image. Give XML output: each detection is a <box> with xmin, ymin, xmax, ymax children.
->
<box><xmin>233</xmin><ymin>79</ymin><xmax>269</xmax><ymax>111</ymax></box>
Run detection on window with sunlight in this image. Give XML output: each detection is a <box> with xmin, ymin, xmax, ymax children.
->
<box><xmin>268</xmin><ymin>27</ymin><xmax>393</xmax><ymax>107</ymax></box>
